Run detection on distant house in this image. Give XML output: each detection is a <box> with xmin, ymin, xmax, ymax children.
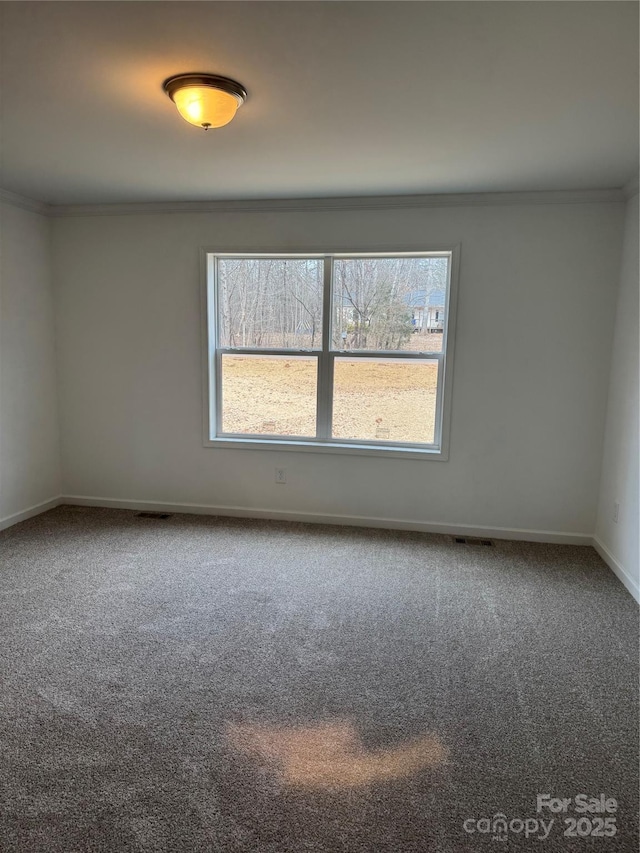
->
<box><xmin>406</xmin><ymin>289</ymin><xmax>446</xmax><ymax>332</ymax></box>
<box><xmin>425</xmin><ymin>290</ymin><xmax>445</xmax><ymax>332</ymax></box>
<box><xmin>335</xmin><ymin>293</ymin><xmax>358</xmax><ymax>328</ymax></box>
<box><xmin>406</xmin><ymin>289</ymin><xmax>426</xmax><ymax>330</ymax></box>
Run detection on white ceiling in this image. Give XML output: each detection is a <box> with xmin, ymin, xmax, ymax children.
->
<box><xmin>0</xmin><ymin>1</ymin><xmax>637</xmax><ymax>205</ymax></box>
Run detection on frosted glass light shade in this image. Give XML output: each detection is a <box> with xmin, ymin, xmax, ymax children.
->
<box><xmin>163</xmin><ymin>74</ymin><xmax>247</xmax><ymax>130</ymax></box>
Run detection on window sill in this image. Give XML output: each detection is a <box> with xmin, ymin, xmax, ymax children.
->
<box><xmin>204</xmin><ymin>436</ymin><xmax>448</xmax><ymax>460</ymax></box>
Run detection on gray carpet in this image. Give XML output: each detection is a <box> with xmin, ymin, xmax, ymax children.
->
<box><xmin>0</xmin><ymin>506</ymin><xmax>637</xmax><ymax>852</ymax></box>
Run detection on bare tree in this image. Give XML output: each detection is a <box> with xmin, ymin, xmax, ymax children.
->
<box><xmin>218</xmin><ymin>256</ymin><xmax>447</xmax><ymax>351</ymax></box>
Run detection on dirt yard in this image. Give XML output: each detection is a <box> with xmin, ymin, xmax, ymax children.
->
<box><xmin>221</xmin><ymin>355</ymin><xmax>438</xmax><ymax>444</ymax></box>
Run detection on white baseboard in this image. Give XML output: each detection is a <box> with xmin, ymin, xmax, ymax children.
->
<box><xmin>592</xmin><ymin>536</ymin><xmax>640</xmax><ymax>603</ymax></box>
<box><xmin>3</xmin><ymin>496</ymin><xmax>635</xmax><ymax>601</ymax></box>
<box><xmin>0</xmin><ymin>496</ymin><xmax>62</xmax><ymax>532</ymax></box>
<box><xmin>59</xmin><ymin>494</ymin><xmax>593</xmax><ymax>546</ymax></box>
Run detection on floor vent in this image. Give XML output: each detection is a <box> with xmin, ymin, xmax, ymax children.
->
<box><xmin>454</xmin><ymin>536</ymin><xmax>494</xmax><ymax>546</ymax></box>
<box><xmin>137</xmin><ymin>511</ymin><xmax>173</xmax><ymax>520</ymax></box>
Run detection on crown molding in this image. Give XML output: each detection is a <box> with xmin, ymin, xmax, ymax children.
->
<box><xmin>0</xmin><ymin>188</ymin><xmax>51</xmax><ymax>216</ymax></box>
<box><xmin>0</xmin><ymin>186</ymin><xmax>626</xmax><ymax>218</ymax></box>
<box><xmin>622</xmin><ymin>172</ymin><xmax>639</xmax><ymax>200</ymax></box>
<box><xmin>49</xmin><ymin>188</ymin><xmax>625</xmax><ymax>218</ymax></box>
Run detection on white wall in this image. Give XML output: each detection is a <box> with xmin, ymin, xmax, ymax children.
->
<box><xmin>595</xmin><ymin>193</ymin><xmax>639</xmax><ymax>598</ymax></box>
<box><xmin>52</xmin><ymin>199</ymin><xmax>624</xmax><ymax>540</ymax></box>
<box><xmin>0</xmin><ymin>201</ymin><xmax>61</xmax><ymax>524</ymax></box>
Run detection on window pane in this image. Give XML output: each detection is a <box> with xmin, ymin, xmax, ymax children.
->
<box><xmin>218</xmin><ymin>258</ymin><xmax>323</xmax><ymax>349</ymax></box>
<box><xmin>332</xmin><ymin>257</ymin><xmax>448</xmax><ymax>353</ymax></box>
<box><xmin>221</xmin><ymin>354</ymin><xmax>317</xmax><ymax>437</ymax></box>
<box><xmin>332</xmin><ymin>358</ymin><xmax>439</xmax><ymax>444</ymax></box>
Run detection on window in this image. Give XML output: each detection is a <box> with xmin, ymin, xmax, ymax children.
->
<box><xmin>204</xmin><ymin>251</ymin><xmax>458</xmax><ymax>458</ymax></box>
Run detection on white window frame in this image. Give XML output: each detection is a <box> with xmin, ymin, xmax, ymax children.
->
<box><xmin>201</xmin><ymin>246</ymin><xmax>459</xmax><ymax>460</ymax></box>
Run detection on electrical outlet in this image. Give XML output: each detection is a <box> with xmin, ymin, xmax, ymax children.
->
<box><xmin>613</xmin><ymin>501</ymin><xmax>620</xmax><ymax>523</ymax></box>
<box><xmin>275</xmin><ymin>467</ymin><xmax>287</xmax><ymax>484</ymax></box>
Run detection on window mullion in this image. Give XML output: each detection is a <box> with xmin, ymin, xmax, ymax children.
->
<box><xmin>316</xmin><ymin>256</ymin><xmax>333</xmax><ymax>440</ymax></box>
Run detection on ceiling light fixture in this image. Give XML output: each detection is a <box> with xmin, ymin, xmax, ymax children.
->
<box><xmin>163</xmin><ymin>74</ymin><xmax>247</xmax><ymax>130</ymax></box>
